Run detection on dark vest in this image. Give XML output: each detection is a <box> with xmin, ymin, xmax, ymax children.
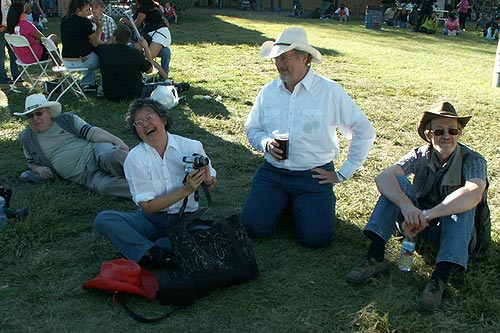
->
<box><xmin>413</xmin><ymin>143</ymin><xmax>484</xmax><ymax>207</ymax></box>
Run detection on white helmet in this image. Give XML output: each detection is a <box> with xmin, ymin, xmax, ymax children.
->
<box><xmin>150</xmin><ymin>85</ymin><xmax>179</xmax><ymax>110</ymax></box>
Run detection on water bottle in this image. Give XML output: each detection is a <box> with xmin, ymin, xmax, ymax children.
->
<box><xmin>398</xmin><ymin>237</ymin><xmax>415</xmax><ymax>272</ymax></box>
<box><xmin>0</xmin><ymin>197</ymin><xmax>8</xmax><ymax>230</ymax></box>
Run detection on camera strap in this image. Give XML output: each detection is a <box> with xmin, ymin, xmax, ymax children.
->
<box><xmin>177</xmin><ymin>181</ymin><xmax>211</xmax><ymax>223</ymax></box>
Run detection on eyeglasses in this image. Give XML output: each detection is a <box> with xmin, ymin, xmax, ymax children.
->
<box><xmin>430</xmin><ymin>128</ymin><xmax>461</xmax><ymax>136</ymax></box>
<box><xmin>26</xmin><ymin>109</ymin><xmax>47</xmax><ymax>119</ymax></box>
<box><xmin>133</xmin><ymin>113</ymin><xmax>157</xmax><ymax>127</ymax></box>
<box><xmin>272</xmin><ymin>54</ymin><xmax>298</xmax><ymax>64</ymax></box>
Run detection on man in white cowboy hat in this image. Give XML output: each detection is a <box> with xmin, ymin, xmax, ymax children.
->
<box><xmin>346</xmin><ymin>101</ymin><xmax>488</xmax><ymax>311</ymax></box>
<box><xmin>241</xmin><ymin>26</ymin><xmax>375</xmax><ymax>248</ymax></box>
<box><xmin>15</xmin><ymin>94</ymin><xmax>131</xmax><ymax>199</ymax></box>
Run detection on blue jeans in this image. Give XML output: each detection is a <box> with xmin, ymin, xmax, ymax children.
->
<box><xmin>159</xmin><ymin>46</ymin><xmax>171</xmax><ymax>77</ymax></box>
<box><xmin>241</xmin><ymin>161</ymin><xmax>335</xmax><ymax>248</ymax></box>
<box><xmin>94</xmin><ymin>209</ymin><xmax>182</xmax><ymax>262</ymax></box>
<box><xmin>0</xmin><ymin>31</ymin><xmax>20</xmax><ymax>83</ymax></box>
<box><xmin>63</xmin><ymin>51</ymin><xmax>99</xmax><ymax>86</ymax></box>
<box><xmin>364</xmin><ymin>175</ymin><xmax>475</xmax><ymax>270</ymax></box>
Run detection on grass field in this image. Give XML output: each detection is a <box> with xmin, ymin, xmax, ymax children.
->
<box><xmin>1</xmin><ymin>8</ymin><xmax>500</xmax><ymax>332</ymax></box>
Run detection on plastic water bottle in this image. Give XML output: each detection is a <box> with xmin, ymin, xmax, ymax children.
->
<box><xmin>0</xmin><ymin>197</ymin><xmax>8</xmax><ymax>230</ymax></box>
<box><xmin>398</xmin><ymin>237</ymin><xmax>415</xmax><ymax>272</ymax></box>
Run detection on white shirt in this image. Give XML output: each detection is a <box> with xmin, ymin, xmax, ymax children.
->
<box><xmin>335</xmin><ymin>7</ymin><xmax>349</xmax><ymax>16</ymax></box>
<box><xmin>124</xmin><ymin>132</ymin><xmax>216</xmax><ymax>214</ymax></box>
<box><xmin>245</xmin><ymin>68</ymin><xmax>375</xmax><ymax>179</ymax></box>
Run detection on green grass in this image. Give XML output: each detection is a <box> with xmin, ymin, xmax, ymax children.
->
<box><xmin>1</xmin><ymin>8</ymin><xmax>500</xmax><ymax>332</ymax></box>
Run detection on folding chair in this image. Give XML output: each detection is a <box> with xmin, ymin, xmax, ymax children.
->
<box><xmin>4</xmin><ymin>33</ymin><xmax>51</xmax><ymax>93</ymax></box>
<box><xmin>41</xmin><ymin>37</ymin><xmax>88</xmax><ymax>102</ymax></box>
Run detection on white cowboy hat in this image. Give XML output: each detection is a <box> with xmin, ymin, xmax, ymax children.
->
<box><xmin>14</xmin><ymin>94</ymin><xmax>62</xmax><ymax>117</ymax></box>
<box><xmin>260</xmin><ymin>26</ymin><xmax>323</xmax><ymax>64</ymax></box>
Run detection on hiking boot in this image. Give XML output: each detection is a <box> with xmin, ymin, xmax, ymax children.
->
<box><xmin>346</xmin><ymin>257</ymin><xmax>388</xmax><ymax>285</ymax></box>
<box><xmin>418</xmin><ymin>277</ymin><xmax>446</xmax><ymax>311</ymax></box>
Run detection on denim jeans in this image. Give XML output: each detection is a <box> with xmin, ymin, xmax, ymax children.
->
<box><xmin>0</xmin><ymin>31</ymin><xmax>20</xmax><ymax>83</ymax></box>
<box><xmin>63</xmin><ymin>51</ymin><xmax>99</xmax><ymax>86</ymax></box>
<box><xmin>159</xmin><ymin>46</ymin><xmax>171</xmax><ymax>77</ymax></box>
<box><xmin>94</xmin><ymin>209</ymin><xmax>183</xmax><ymax>262</ymax></box>
<box><xmin>364</xmin><ymin>175</ymin><xmax>475</xmax><ymax>270</ymax></box>
<box><xmin>241</xmin><ymin>161</ymin><xmax>335</xmax><ymax>248</ymax></box>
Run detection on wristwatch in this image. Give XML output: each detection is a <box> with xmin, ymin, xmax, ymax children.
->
<box><xmin>422</xmin><ymin>210</ymin><xmax>431</xmax><ymax>223</ymax></box>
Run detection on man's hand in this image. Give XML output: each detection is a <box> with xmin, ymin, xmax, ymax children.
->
<box><xmin>311</xmin><ymin>167</ymin><xmax>340</xmax><ymax>184</ymax></box>
<box><xmin>32</xmin><ymin>165</ymin><xmax>54</xmax><ymax>180</ymax></box>
<box><xmin>401</xmin><ymin>204</ymin><xmax>428</xmax><ymax>238</ymax></box>
<box><xmin>266</xmin><ymin>139</ymin><xmax>285</xmax><ymax>161</ymax></box>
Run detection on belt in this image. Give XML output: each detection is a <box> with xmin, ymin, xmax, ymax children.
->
<box><xmin>64</xmin><ymin>55</ymin><xmax>89</xmax><ymax>62</ymax></box>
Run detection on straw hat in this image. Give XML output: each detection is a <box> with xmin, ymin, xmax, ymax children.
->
<box><xmin>13</xmin><ymin>94</ymin><xmax>62</xmax><ymax>117</ymax></box>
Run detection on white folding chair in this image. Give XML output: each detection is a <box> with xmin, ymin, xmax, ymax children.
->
<box><xmin>4</xmin><ymin>33</ymin><xmax>51</xmax><ymax>93</ymax></box>
<box><xmin>41</xmin><ymin>37</ymin><xmax>88</xmax><ymax>102</ymax></box>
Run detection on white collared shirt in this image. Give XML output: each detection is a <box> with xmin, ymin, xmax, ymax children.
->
<box><xmin>124</xmin><ymin>132</ymin><xmax>216</xmax><ymax>213</ymax></box>
<box><xmin>245</xmin><ymin>68</ymin><xmax>375</xmax><ymax>179</ymax></box>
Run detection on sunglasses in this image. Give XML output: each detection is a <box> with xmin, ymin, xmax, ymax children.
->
<box><xmin>430</xmin><ymin>128</ymin><xmax>461</xmax><ymax>136</ymax></box>
<box><xmin>26</xmin><ymin>109</ymin><xmax>47</xmax><ymax>119</ymax></box>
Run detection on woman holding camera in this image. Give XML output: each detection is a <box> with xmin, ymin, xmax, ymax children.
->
<box><xmin>94</xmin><ymin>98</ymin><xmax>217</xmax><ymax>266</ymax></box>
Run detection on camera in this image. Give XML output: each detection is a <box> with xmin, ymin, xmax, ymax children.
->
<box><xmin>183</xmin><ymin>154</ymin><xmax>209</xmax><ymax>173</ymax></box>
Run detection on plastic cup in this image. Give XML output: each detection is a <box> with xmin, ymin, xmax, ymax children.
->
<box><xmin>273</xmin><ymin>131</ymin><xmax>289</xmax><ymax>160</ymax></box>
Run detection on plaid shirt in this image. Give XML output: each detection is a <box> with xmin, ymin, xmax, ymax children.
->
<box><xmin>92</xmin><ymin>14</ymin><xmax>117</xmax><ymax>43</ymax></box>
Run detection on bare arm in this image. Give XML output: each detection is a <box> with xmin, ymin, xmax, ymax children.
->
<box><xmin>427</xmin><ymin>178</ymin><xmax>486</xmax><ymax>220</ymax></box>
<box><xmin>90</xmin><ymin>127</ymin><xmax>129</xmax><ymax>151</ymax></box>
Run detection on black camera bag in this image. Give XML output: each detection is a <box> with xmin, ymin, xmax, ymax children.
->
<box><xmin>157</xmin><ymin>270</ymin><xmax>199</xmax><ymax>306</ymax></box>
<box><xmin>162</xmin><ymin>214</ymin><xmax>260</xmax><ymax>297</ymax></box>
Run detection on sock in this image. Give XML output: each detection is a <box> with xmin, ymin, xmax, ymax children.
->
<box><xmin>365</xmin><ymin>230</ymin><xmax>386</xmax><ymax>262</ymax></box>
<box><xmin>432</xmin><ymin>261</ymin><xmax>454</xmax><ymax>284</ymax></box>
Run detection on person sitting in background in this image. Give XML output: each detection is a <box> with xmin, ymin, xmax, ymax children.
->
<box><xmin>395</xmin><ymin>4</ymin><xmax>408</xmax><ymax>28</ymax></box>
<box><xmin>334</xmin><ymin>4</ymin><xmax>349</xmax><ymax>21</ymax></box>
<box><xmin>384</xmin><ymin>4</ymin><xmax>397</xmax><ymax>26</ymax></box>
<box><xmin>419</xmin><ymin>11</ymin><xmax>438</xmax><ymax>34</ymax></box>
<box><xmin>94</xmin><ymin>98</ymin><xmax>217</xmax><ymax>266</ymax></box>
<box><xmin>161</xmin><ymin>2</ymin><xmax>177</xmax><ymax>24</ymax></box>
<box><xmin>90</xmin><ymin>0</ymin><xmax>117</xmax><ymax>43</ymax></box>
<box><xmin>346</xmin><ymin>102</ymin><xmax>487</xmax><ymax>312</ymax></box>
<box><xmin>485</xmin><ymin>21</ymin><xmax>499</xmax><ymax>40</ymax></box>
<box><xmin>123</xmin><ymin>0</ymin><xmax>172</xmax><ymax>79</ymax></box>
<box><xmin>15</xmin><ymin>94</ymin><xmax>131</xmax><ymax>199</ymax></box>
<box><xmin>443</xmin><ymin>13</ymin><xmax>461</xmax><ymax>35</ymax></box>
<box><xmin>6</xmin><ymin>2</ymin><xmax>57</xmax><ymax>64</ymax></box>
<box><xmin>24</xmin><ymin>2</ymin><xmax>42</xmax><ymax>31</ymax></box>
<box><xmin>475</xmin><ymin>13</ymin><xmax>491</xmax><ymax>35</ymax></box>
<box><xmin>95</xmin><ymin>24</ymin><xmax>172</xmax><ymax>102</ymax></box>
<box><xmin>61</xmin><ymin>0</ymin><xmax>103</xmax><ymax>92</ymax></box>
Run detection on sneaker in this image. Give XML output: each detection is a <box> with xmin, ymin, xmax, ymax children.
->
<box><xmin>418</xmin><ymin>277</ymin><xmax>446</xmax><ymax>311</ymax></box>
<box><xmin>346</xmin><ymin>257</ymin><xmax>388</xmax><ymax>285</ymax></box>
<box><xmin>19</xmin><ymin>170</ymin><xmax>45</xmax><ymax>183</ymax></box>
<box><xmin>82</xmin><ymin>84</ymin><xmax>98</xmax><ymax>93</ymax></box>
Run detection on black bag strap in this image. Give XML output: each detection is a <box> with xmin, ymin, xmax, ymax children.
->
<box><xmin>114</xmin><ymin>292</ymin><xmax>182</xmax><ymax>324</ymax></box>
<box><xmin>177</xmin><ymin>181</ymin><xmax>211</xmax><ymax>225</ymax></box>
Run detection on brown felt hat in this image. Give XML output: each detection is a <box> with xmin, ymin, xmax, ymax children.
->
<box><xmin>417</xmin><ymin>102</ymin><xmax>472</xmax><ymax>142</ymax></box>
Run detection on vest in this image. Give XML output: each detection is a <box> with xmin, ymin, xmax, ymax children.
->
<box><xmin>412</xmin><ymin>143</ymin><xmax>484</xmax><ymax>206</ymax></box>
